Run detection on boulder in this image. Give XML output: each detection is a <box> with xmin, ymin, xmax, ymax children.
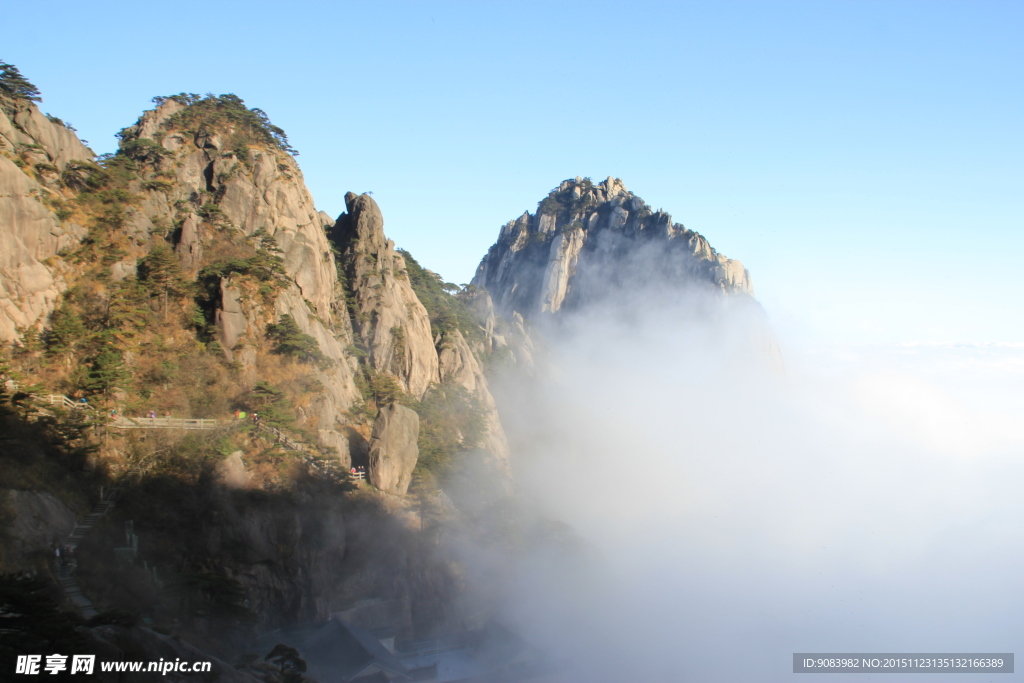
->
<box><xmin>367</xmin><ymin>404</ymin><xmax>420</xmax><ymax>495</ymax></box>
<box><xmin>215</xmin><ymin>451</ymin><xmax>252</xmax><ymax>488</ymax></box>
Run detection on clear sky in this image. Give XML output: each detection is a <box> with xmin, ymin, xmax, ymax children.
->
<box><xmin>6</xmin><ymin>0</ymin><xmax>1022</xmax><ymax>344</ymax></box>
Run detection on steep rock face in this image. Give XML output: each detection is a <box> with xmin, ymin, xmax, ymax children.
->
<box><xmin>463</xmin><ymin>290</ymin><xmax>536</xmax><ymax>373</ymax></box>
<box><xmin>209</xmin><ymin>496</ymin><xmax>347</xmax><ymax>626</ymax></box>
<box><xmin>115</xmin><ymin>100</ymin><xmax>361</xmax><ymax>438</ymax></box>
<box><xmin>331</xmin><ymin>193</ymin><xmax>438</xmax><ymax>398</ymax></box>
<box><xmin>0</xmin><ymin>99</ymin><xmax>93</xmax><ymax>341</ymax></box>
<box><xmin>472</xmin><ymin>176</ymin><xmax>754</xmax><ymax>321</ymax></box>
<box><xmin>120</xmin><ymin>101</ymin><xmax>337</xmax><ymax>316</ymax></box>
<box><xmin>368</xmin><ymin>404</ymin><xmax>420</xmax><ymax>495</ymax></box>
<box><xmin>436</xmin><ymin>329</ymin><xmax>510</xmax><ymax>467</ymax></box>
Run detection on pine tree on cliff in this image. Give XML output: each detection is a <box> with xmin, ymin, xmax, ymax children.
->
<box><xmin>0</xmin><ymin>61</ymin><xmax>42</xmax><ymax>103</ymax></box>
<box><xmin>138</xmin><ymin>244</ymin><xmax>188</xmax><ymax>321</ymax></box>
<box><xmin>84</xmin><ymin>337</ymin><xmax>128</xmax><ymax>399</ymax></box>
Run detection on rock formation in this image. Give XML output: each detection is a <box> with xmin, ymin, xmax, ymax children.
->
<box><xmin>436</xmin><ymin>328</ymin><xmax>510</xmax><ymax>466</ymax></box>
<box><xmin>472</xmin><ymin>176</ymin><xmax>754</xmax><ymax>321</ymax></box>
<box><xmin>368</xmin><ymin>404</ymin><xmax>420</xmax><ymax>494</ymax></box>
<box><xmin>470</xmin><ymin>176</ymin><xmax>783</xmax><ymax>372</ymax></box>
<box><xmin>0</xmin><ymin>97</ymin><xmax>93</xmax><ymax>341</ymax></box>
<box><xmin>330</xmin><ymin>192</ymin><xmax>439</xmax><ymax>399</ymax></box>
<box><xmin>114</xmin><ymin>99</ymin><xmax>361</xmax><ymax>445</ymax></box>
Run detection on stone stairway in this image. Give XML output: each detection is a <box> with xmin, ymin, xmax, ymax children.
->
<box><xmin>59</xmin><ymin>467</ymin><xmax>139</xmax><ymax>619</ymax></box>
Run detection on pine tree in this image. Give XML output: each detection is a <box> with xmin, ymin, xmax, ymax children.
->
<box><xmin>138</xmin><ymin>244</ymin><xmax>188</xmax><ymax>320</ymax></box>
<box><xmin>84</xmin><ymin>336</ymin><xmax>127</xmax><ymax>399</ymax></box>
<box><xmin>266</xmin><ymin>315</ymin><xmax>330</xmax><ymax>367</ymax></box>
<box><xmin>0</xmin><ymin>61</ymin><xmax>42</xmax><ymax>103</ymax></box>
<box><xmin>45</xmin><ymin>305</ymin><xmax>87</xmax><ymax>363</ymax></box>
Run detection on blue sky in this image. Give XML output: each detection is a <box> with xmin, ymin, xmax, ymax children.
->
<box><xmin>6</xmin><ymin>0</ymin><xmax>1022</xmax><ymax>343</ymax></box>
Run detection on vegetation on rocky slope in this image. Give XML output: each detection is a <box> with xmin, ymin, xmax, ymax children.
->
<box><xmin>1</xmin><ymin>61</ymin><xmax>520</xmax><ymax>666</ymax></box>
<box><xmin>144</xmin><ymin>93</ymin><xmax>298</xmax><ymax>155</ymax></box>
<box><xmin>0</xmin><ymin>59</ymin><xmax>41</xmax><ymax>112</ymax></box>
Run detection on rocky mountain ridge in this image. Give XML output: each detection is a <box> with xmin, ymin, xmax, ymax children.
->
<box><xmin>0</xmin><ymin>90</ymin><xmax>511</xmax><ymax>478</ymax></box>
<box><xmin>0</xmin><ymin>82</ymin><xmax>519</xmax><ymax>651</ymax></box>
<box><xmin>0</xmin><ymin>65</ymin><xmax>771</xmax><ymax>671</ymax></box>
<box><xmin>473</xmin><ymin>176</ymin><xmax>753</xmax><ymax>321</ymax></box>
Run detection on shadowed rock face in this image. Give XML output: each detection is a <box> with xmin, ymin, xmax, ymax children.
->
<box><xmin>472</xmin><ymin>176</ymin><xmax>754</xmax><ymax>322</ymax></box>
<box><xmin>368</xmin><ymin>404</ymin><xmax>420</xmax><ymax>495</ymax></box>
<box><xmin>2</xmin><ymin>490</ymin><xmax>77</xmax><ymax>570</ymax></box>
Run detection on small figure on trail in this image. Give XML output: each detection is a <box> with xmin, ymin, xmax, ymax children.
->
<box><xmin>350</xmin><ymin>467</ymin><xmax>357</xmax><ymax>475</ymax></box>
<box><xmin>148</xmin><ymin>410</ymin><xmax>156</xmax><ymax>419</ymax></box>
<box><xmin>163</xmin><ymin>410</ymin><xmax>170</xmax><ymax>419</ymax></box>
<box><xmin>252</xmin><ymin>413</ymin><xmax>260</xmax><ymax>424</ymax></box>
<box><xmin>234</xmin><ymin>409</ymin><xmax>241</xmax><ymax>420</ymax></box>
<box><xmin>79</xmin><ymin>397</ymin><xmax>88</xmax><ymax>405</ymax></box>
<box><xmin>110</xmin><ymin>407</ymin><xmax>118</xmax><ymax>418</ymax></box>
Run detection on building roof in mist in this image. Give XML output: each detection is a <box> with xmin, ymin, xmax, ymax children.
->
<box><xmin>303</xmin><ymin>618</ymin><xmax>411</xmax><ymax>682</ymax></box>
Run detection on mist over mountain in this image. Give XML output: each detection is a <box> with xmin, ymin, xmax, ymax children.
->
<box><xmin>4</xmin><ymin>61</ymin><xmax>1020</xmax><ymax>683</ymax></box>
<box><xmin>0</xmin><ymin>61</ymin><xmax>765</xmax><ymax>681</ymax></box>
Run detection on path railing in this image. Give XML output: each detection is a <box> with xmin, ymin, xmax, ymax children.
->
<box><xmin>42</xmin><ymin>394</ymin><xmax>90</xmax><ymax>410</ymax></box>
<box><xmin>110</xmin><ymin>417</ymin><xmax>218</xmax><ymax>430</ymax></box>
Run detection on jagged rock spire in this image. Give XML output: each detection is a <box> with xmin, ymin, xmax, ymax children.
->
<box><xmin>332</xmin><ymin>192</ymin><xmax>439</xmax><ymax>399</ymax></box>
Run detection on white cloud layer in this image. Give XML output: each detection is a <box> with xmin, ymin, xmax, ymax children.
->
<box><xmin>489</xmin><ymin>293</ymin><xmax>1024</xmax><ymax>682</ymax></box>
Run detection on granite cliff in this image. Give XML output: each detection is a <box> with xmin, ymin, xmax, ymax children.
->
<box><xmin>0</xmin><ymin>91</ymin><xmax>94</xmax><ymax>341</ymax></box>
<box><xmin>473</xmin><ymin>176</ymin><xmax>753</xmax><ymax>321</ymax></box>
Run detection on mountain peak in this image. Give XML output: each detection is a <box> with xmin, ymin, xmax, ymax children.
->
<box><xmin>473</xmin><ymin>178</ymin><xmax>752</xmax><ymax>319</ymax></box>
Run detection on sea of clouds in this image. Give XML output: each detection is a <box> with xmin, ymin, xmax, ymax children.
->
<box><xmin>487</xmin><ymin>286</ymin><xmax>1024</xmax><ymax>682</ymax></box>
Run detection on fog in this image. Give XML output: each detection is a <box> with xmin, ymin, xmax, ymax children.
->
<box><xmin>487</xmin><ymin>279</ymin><xmax>1024</xmax><ymax>681</ymax></box>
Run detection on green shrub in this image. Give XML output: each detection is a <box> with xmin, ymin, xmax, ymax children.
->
<box><xmin>266</xmin><ymin>315</ymin><xmax>330</xmax><ymax>368</ymax></box>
